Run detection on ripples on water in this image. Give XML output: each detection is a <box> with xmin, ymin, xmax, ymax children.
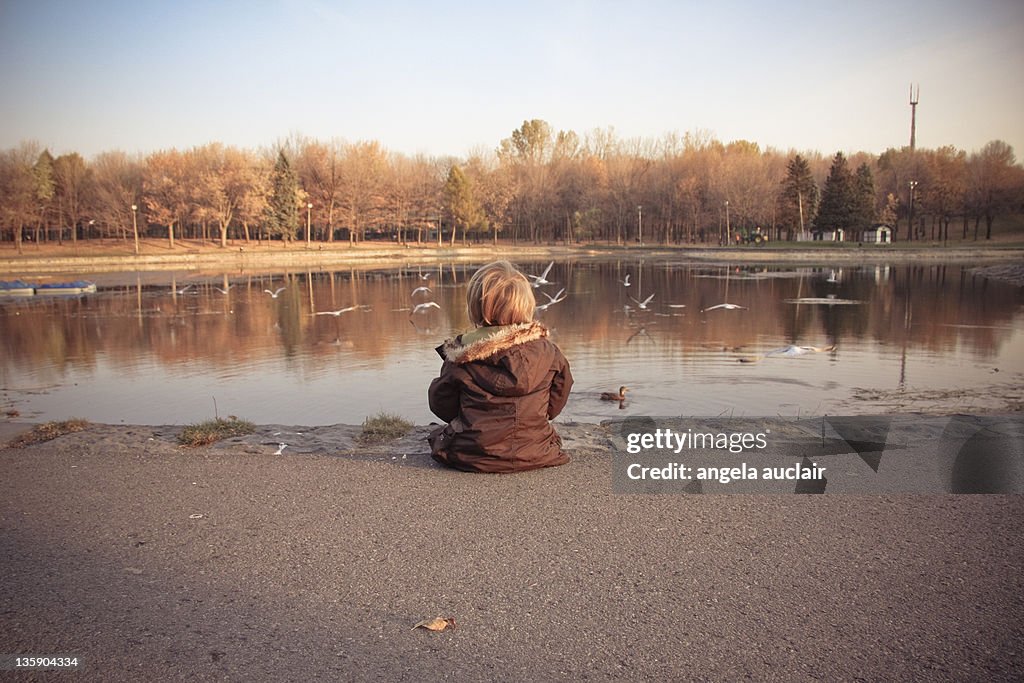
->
<box><xmin>1</xmin><ymin>259</ymin><xmax>1022</xmax><ymax>425</ymax></box>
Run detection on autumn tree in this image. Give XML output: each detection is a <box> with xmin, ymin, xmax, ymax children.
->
<box><xmin>194</xmin><ymin>143</ymin><xmax>261</xmax><ymax>247</ymax></box>
<box><xmin>295</xmin><ymin>139</ymin><xmax>345</xmax><ymax>241</ymax></box>
<box><xmin>52</xmin><ymin>152</ymin><xmax>91</xmax><ymax>245</ymax></box>
<box><xmin>966</xmin><ymin>140</ymin><xmax>1021</xmax><ymax>240</ymax></box>
<box><xmin>143</xmin><ymin>149</ymin><xmax>189</xmax><ymax>249</ymax></box>
<box><xmin>339</xmin><ymin>141</ymin><xmax>387</xmax><ymax>243</ymax></box>
<box><xmin>90</xmin><ymin>151</ymin><xmax>143</xmax><ymax>241</ymax></box>
<box><xmin>32</xmin><ymin>149</ymin><xmax>56</xmax><ymax>243</ymax></box>
<box><xmin>0</xmin><ymin>143</ymin><xmax>40</xmax><ymax>253</ymax></box>
<box><xmin>921</xmin><ymin>146</ymin><xmax>966</xmax><ymax>241</ymax></box>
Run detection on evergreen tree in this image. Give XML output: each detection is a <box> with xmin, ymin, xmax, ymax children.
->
<box><xmin>266</xmin><ymin>150</ymin><xmax>300</xmax><ymax>241</ymax></box>
<box><xmin>815</xmin><ymin>152</ymin><xmax>856</xmax><ymax>235</ymax></box>
<box><xmin>778</xmin><ymin>154</ymin><xmax>818</xmax><ymax>239</ymax></box>
<box><xmin>443</xmin><ymin>165</ymin><xmax>481</xmax><ymax>246</ymax></box>
<box><xmin>852</xmin><ymin>163</ymin><xmax>876</xmax><ymax>230</ymax></box>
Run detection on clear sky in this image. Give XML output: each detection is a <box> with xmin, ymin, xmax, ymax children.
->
<box><xmin>2</xmin><ymin>0</ymin><xmax>1022</xmax><ymax>160</ymax></box>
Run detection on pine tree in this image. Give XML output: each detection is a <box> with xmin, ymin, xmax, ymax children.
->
<box><xmin>443</xmin><ymin>165</ymin><xmax>481</xmax><ymax>246</ymax></box>
<box><xmin>815</xmin><ymin>152</ymin><xmax>856</xmax><ymax>236</ymax></box>
<box><xmin>778</xmin><ymin>155</ymin><xmax>818</xmax><ymax>240</ymax></box>
<box><xmin>852</xmin><ymin>163</ymin><xmax>876</xmax><ymax>231</ymax></box>
<box><xmin>266</xmin><ymin>150</ymin><xmax>300</xmax><ymax>242</ymax></box>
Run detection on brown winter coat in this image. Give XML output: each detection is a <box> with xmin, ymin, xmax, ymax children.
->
<box><xmin>427</xmin><ymin>321</ymin><xmax>573</xmax><ymax>473</ymax></box>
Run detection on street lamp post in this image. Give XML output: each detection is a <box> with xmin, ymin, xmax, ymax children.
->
<box><xmin>306</xmin><ymin>202</ymin><xmax>312</xmax><ymax>248</ymax></box>
<box><xmin>637</xmin><ymin>205</ymin><xmax>643</xmax><ymax>246</ymax></box>
<box><xmin>907</xmin><ymin>180</ymin><xmax>917</xmax><ymax>242</ymax></box>
<box><xmin>724</xmin><ymin>200</ymin><xmax>731</xmax><ymax>244</ymax></box>
<box><xmin>131</xmin><ymin>204</ymin><xmax>139</xmax><ymax>255</ymax></box>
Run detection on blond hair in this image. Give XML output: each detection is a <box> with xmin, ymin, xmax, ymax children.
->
<box><xmin>466</xmin><ymin>261</ymin><xmax>536</xmax><ymax>327</ymax></box>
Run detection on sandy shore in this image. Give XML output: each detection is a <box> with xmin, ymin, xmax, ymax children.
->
<box><xmin>3</xmin><ymin>239</ymin><xmax>1024</xmax><ymax>276</ymax></box>
<box><xmin>2</xmin><ymin>417</ymin><xmax>1022</xmax><ymax>681</ymax></box>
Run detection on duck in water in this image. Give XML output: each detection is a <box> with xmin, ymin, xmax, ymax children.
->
<box><xmin>600</xmin><ymin>386</ymin><xmax>629</xmax><ymax>401</ymax></box>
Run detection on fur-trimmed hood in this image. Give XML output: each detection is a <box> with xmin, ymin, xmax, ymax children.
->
<box><xmin>438</xmin><ymin>321</ymin><xmax>549</xmax><ymax>365</ymax></box>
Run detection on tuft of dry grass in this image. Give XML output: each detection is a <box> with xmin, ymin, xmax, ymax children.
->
<box><xmin>178</xmin><ymin>417</ymin><xmax>255</xmax><ymax>447</ymax></box>
<box><xmin>9</xmin><ymin>418</ymin><xmax>90</xmax><ymax>447</ymax></box>
<box><xmin>358</xmin><ymin>412</ymin><xmax>414</xmax><ymax>444</ymax></box>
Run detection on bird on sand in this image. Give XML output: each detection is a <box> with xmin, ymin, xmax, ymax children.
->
<box><xmin>600</xmin><ymin>386</ymin><xmax>629</xmax><ymax>401</ymax></box>
<box><xmin>702</xmin><ymin>303</ymin><xmax>747</xmax><ymax>312</ymax></box>
<box><xmin>527</xmin><ymin>261</ymin><xmax>555</xmax><ymax>287</ymax></box>
<box><xmin>273</xmin><ymin>443</ymin><xmax>288</xmax><ymax>455</ymax></box>
<box><xmin>411</xmin><ymin>301</ymin><xmax>441</xmax><ymax>315</ymax></box>
<box><xmin>264</xmin><ymin>287</ymin><xmax>286</xmax><ymax>298</ymax></box>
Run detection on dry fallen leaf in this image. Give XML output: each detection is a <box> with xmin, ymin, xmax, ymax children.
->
<box><xmin>412</xmin><ymin>617</ymin><xmax>456</xmax><ymax>632</ymax></box>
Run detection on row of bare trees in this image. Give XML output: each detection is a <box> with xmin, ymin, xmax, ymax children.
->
<box><xmin>2</xmin><ymin>121</ymin><xmax>1022</xmax><ymax>253</ymax></box>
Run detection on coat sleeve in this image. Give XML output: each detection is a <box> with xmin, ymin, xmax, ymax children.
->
<box><xmin>547</xmin><ymin>352</ymin><xmax>574</xmax><ymax>419</ymax></box>
<box><xmin>428</xmin><ymin>360</ymin><xmax>462</xmax><ymax>422</ymax></box>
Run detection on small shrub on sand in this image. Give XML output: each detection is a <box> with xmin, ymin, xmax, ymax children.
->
<box><xmin>179</xmin><ymin>417</ymin><xmax>255</xmax><ymax>447</ymax></box>
<box><xmin>358</xmin><ymin>412</ymin><xmax>413</xmax><ymax>444</ymax></box>
<box><xmin>9</xmin><ymin>418</ymin><xmax>90</xmax><ymax>447</ymax></box>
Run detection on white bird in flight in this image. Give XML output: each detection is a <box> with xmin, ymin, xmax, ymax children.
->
<box><xmin>630</xmin><ymin>293</ymin><xmax>655</xmax><ymax>310</ymax></box>
<box><xmin>702</xmin><ymin>303</ymin><xmax>747</xmax><ymax>312</ymax></box>
<box><xmin>314</xmin><ymin>305</ymin><xmax>368</xmax><ymax>316</ymax></box>
<box><xmin>174</xmin><ymin>284</ymin><xmax>193</xmax><ymax>295</ymax></box>
<box><xmin>214</xmin><ymin>285</ymin><xmax>233</xmax><ymax>294</ymax></box>
<box><xmin>738</xmin><ymin>344</ymin><xmax>835</xmax><ymax>363</ymax></box>
<box><xmin>619</xmin><ymin>274</ymin><xmax>631</xmax><ymax>287</ymax></box>
<box><xmin>411</xmin><ymin>286</ymin><xmax>432</xmax><ymax>297</ymax></box>
<box><xmin>264</xmin><ymin>287</ymin><xmax>286</xmax><ymax>298</ymax></box>
<box><xmin>535</xmin><ymin>288</ymin><xmax>567</xmax><ymax>312</ymax></box>
<box><xmin>411</xmin><ymin>301</ymin><xmax>441</xmax><ymax>315</ymax></box>
<box><xmin>527</xmin><ymin>262</ymin><xmax>555</xmax><ymax>287</ymax></box>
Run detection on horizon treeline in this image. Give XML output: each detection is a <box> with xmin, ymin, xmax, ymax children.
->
<box><xmin>1</xmin><ymin>120</ymin><xmax>1022</xmax><ymax>252</ymax></box>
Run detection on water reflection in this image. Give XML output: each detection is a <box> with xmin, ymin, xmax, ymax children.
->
<box><xmin>2</xmin><ymin>260</ymin><xmax>1021</xmax><ymax>425</ymax></box>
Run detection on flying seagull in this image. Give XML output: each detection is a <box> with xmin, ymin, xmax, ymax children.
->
<box><xmin>527</xmin><ymin>261</ymin><xmax>555</xmax><ymax>287</ymax></box>
<box><xmin>535</xmin><ymin>288</ymin><xmax>567</xmax><ymax>312</ymax></box>
<box><xmin>264</xmin><ymin>287</ymin><xmax>286</xmax><ymax>298</ymax></box>
<box><xmin>630</xmin><ymin>293</ymin><xmax>655</xmax><ymax>310</ymax></box>
<box><xmin>411</xmin><ymin>301</ymin><xmax>442</xmax><ymax>315</ymax></box>
<box><xmin>314</xmin><ymin>305</ymin><xmax>367</xmax><ymax>316</ymax></box>
<box><xmin>702</xmin><ymin>303</ymin><xmax>747</xmax><ymax>312</ymax></box>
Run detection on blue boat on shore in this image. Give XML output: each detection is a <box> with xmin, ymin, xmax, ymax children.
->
<box><xmin>0</xmin><ymin>280</ymin><xmax>97</xmax><ymax>296</ymax></box>
<box><xmin>0</xmin><ymin>280</ymin><xmax>36</xmax><ymax>296</ymax></box>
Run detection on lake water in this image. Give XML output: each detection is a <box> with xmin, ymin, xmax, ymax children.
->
<box><xmin>2</xmin><ymin>259</ymin><xmax>1022</xmax><ymax>425</ymax></box>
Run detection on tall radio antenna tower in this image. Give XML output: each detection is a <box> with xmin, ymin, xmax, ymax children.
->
<box><xmin>909</xmin><ymin>84</ymin><xmax>920</xmax><ymax>152</ymax></box>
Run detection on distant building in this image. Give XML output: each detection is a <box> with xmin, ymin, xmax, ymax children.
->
<box><xmin>813</xmin><ymin>228</ymin><xmax>846</xmax><ymax>242</ymax></box>
<box><xmin>862</xmin><ymin>224</ymin><xmax>893</xmax><ymax>244</ymax></box>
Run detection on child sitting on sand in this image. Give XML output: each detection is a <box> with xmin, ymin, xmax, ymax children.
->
<box><xmin>428</xmin><ymin>260</ymin><xmax>573</xmax><ymax>473</ymax></box>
